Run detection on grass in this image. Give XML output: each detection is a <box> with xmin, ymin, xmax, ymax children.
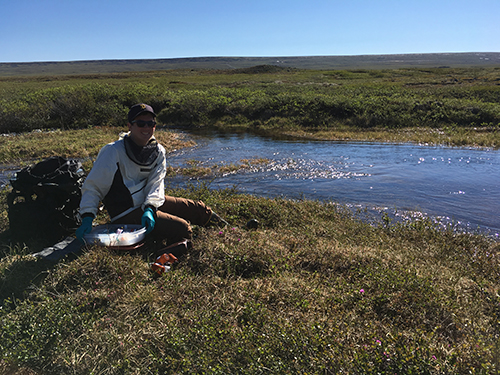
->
<box><xmin>0</xmin><ymin>185</ymin><xmax>499</xmax><ymax>374</ymax></box>
<box><xmin>166</xmin><ymin>157</ymin><xmax>270</xmax><ymax>178</ymax></box>
<box><xmin>0</xmin><ymin>127</ymin><xmax>194</xmax><ymax>168</ymax></box>
<box><xmin>277</xmin><ymin>125</ymin><xmax>500</xmax><ymax>148</ymax></box>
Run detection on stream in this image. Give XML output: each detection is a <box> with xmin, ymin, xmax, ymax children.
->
<box><xmin>165</xmin><ymin>131</ymin><xmax>500</xmax><ymax>237</ymax></box>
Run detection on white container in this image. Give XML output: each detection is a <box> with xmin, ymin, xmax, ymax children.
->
<box><xmin>83</xmin><ymin>224</ymin><xmax>146</xmax><ymax>247</ymax></box>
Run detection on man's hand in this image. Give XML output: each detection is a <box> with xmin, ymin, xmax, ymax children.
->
<box><xmin>141</xmin><ymin>207</ymin><xmax>156</xmax><ymax>234</ymax></box>
<box><xmin>76</xmin><ymin>216</ymin><xmax>93</xmax><ymax>243</ymax></box>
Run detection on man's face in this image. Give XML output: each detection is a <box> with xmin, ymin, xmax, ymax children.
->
<box><xmin>128</xmin><ymin>113</ymin><xmax>156</xmax><ymax>146</ymax></box>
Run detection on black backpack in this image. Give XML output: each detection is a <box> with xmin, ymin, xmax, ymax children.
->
<box><xmin>8</xmin><ymin>156</ymin><xmax>86</xmax><ymax>243</ymax></box>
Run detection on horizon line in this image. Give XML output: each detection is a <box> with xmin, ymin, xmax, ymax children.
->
<box><xmin>2</xmin><ymin>51</ymin><xmax>499</xmax><ymax>65</ymax></box>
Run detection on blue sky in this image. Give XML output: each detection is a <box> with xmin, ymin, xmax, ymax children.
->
<box><xmin>2</xmin><ymin>0</ymin><xmax>499</xmax><ymax>63</ymax></box>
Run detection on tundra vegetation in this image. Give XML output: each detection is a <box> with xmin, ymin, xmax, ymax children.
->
<box><xmin>0</xmin><ymin>66</ymin><xmax>499</xmax><ymax>374</ymax></box>
<box><xmin>1</xmin><ymin>65</ymin><xmax>499</xmax><ymax>147</ymax></box>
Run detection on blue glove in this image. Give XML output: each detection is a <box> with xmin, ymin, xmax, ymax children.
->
<box><xmin>141</xmin><ymin>207</ymin><xmax>156</xmax><ymax>234</ymax></box>
<box><xmin>76</xmin><ymin>216</ymin><xmax>93</xmax><ymax>243</ymax></box>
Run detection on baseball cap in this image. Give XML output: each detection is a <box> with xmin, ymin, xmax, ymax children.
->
<box><xmin>128</xmin><ymin>103</ymin><xmax>157</xmax><ymax>123</ymax></box>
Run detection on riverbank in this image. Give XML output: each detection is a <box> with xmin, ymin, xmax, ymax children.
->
<box><xmin>1</xmin><ymin>182</ymin><xmax>499</xmax><ymax>373</ymax></box>
<box><xmin>280</xmin><ymin>126</ymin><xmax>500</xmax><ymax>148</ymax></box>
<box><xmin>0</xmin><ymin>127</ymin><xmax>194</xmax><ymax>167</ymax></box>
<box><xmin>209</xmin><ymin>123</ymin><xmax>500</xmax><ymax>149</ymax></box>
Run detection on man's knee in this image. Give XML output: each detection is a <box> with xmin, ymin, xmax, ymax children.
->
<box><xmin>153</xmin><ymin>216</ymin><xmax>192</xmax><ymax>243</ymax></box>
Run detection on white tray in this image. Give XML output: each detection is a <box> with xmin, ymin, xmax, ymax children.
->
<box><xmin>83</xmin><ymin>224</ymin><xmax>146</xmax><ymax>247</ymax></box>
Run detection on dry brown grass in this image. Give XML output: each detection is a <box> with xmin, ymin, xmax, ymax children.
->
<box><xmin>0</xmin><ymin>127</ymin><xmax>195</xmax><ymax>166</ymax></box>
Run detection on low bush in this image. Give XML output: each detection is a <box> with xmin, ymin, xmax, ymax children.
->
<box><xmin>1</xmin><ymin>67</ymin><xmax>499</xmax><ymax>134</ymax></box>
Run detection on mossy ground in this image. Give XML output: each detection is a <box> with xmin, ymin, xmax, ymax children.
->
<box><xmin>1</xmin><ymin>181</ymin><xmax>499</xmax><ymax>374</ymax></box>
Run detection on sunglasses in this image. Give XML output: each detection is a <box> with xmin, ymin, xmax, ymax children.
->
<box><xmin>131</xmin><ymin>120</ymin><xmax>156</xmax><ymax>128</ymax></box>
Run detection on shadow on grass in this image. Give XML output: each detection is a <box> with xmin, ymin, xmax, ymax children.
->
<box><xmin>0</xmin><ymin>256</ymin><xmax>54</xmax><ymax>308</ymax></box>
<box><xmin>0</xmin><ymin>229</ymin><xmax>82</xmax><ymax>309</ymax></box>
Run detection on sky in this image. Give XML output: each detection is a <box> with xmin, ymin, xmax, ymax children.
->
<box><xmin>1</xmin><ymin>0</ymin><xmax>499</xmax><ymax>63</ymax></box>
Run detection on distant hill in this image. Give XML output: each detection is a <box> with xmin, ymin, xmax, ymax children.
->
<box><xmin>1</xmin><ymin>53</ymin><xmax>499</xmax><ymax>76</ymax></box>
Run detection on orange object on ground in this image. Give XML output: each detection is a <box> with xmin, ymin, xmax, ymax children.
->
<box><xmin>150</xmin><ymin>252</ymin><xmax>178</xmax><ymax>275</ymax></box>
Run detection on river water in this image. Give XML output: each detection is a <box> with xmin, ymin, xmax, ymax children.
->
<box><xmin>165</xmin><ymin>131</ymin><xmax>500</xmax><ymax>237</ymax></box>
